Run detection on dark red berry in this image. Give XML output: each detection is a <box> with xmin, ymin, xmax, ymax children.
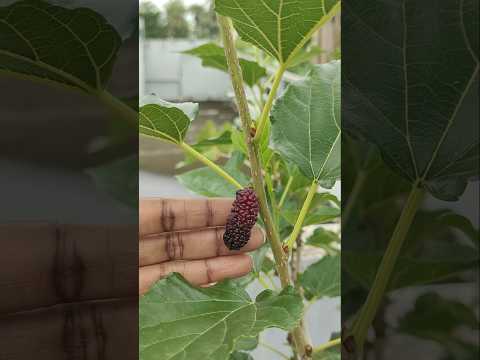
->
<box><xmin>223</xmin><ymin>188</ymin><xmax>259</xmax><ymax>250</ymax></box>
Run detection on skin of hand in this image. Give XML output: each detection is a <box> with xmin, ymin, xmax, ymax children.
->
<box><xmin>139</xmin><ymin>198</ymin><xmax>265</xmax><ymax>295</ymax></box>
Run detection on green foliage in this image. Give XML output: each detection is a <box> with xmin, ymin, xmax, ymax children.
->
<box><xmin>306</xmin><ymin>228</ymin><xmax>340</xmax><ymax>251</ymax></box>
<box><xmin>139</xmin><ymin>99</ymin><xmax>198</xmax><ymax>144</ymax></box>
<box><xmin>0</xmin><ymin>1</ymin><xmax>343</xmax><ymax>358</ymax></box>
<box><xmin>343</xmin><ymin>0</ymin><xmax>479</xmax><ymax>201</ymax></box>
<box><xmin>87</xmin><ymin>156</ymin><xmax>138</xmax><ymax>208</ymax></box>
<box><xmin>140</xmin><ymin>0</ymin><xmax>219</xmax><ymax>39</ymax></box>
<box><xmin>183</xmin><ymin>43</ymin><xmax>267</xmax><ymax>87</ymax></box>
<box><xmin>140</xmin><ymin>1</ymin><xmax>167</xmax><ymax>38</ymax></box>
<box><xmin>271</xmin><ymin>61</ymin><xmax>341</xmax><ymax>184</ymax></box>
<box><xmin>189</xmin><ymin>3</ymin><xmax>220</xmax><ymax>39</ymax></box>
<box><xmin>140</xmin><ymin>273</ymin><xmax>303</xmax><ymax>360</ymax></box>
<box><xmin>0</xmin><ymin>0</ymin><xmax>121</xmax><ymax>92</ymax></box>
<box><xmin>301</xmin><ymin>255</ymin><xmax>340</xmax><ymax>300</ymax></box>
<box><xmin>398</xmin><ymin>293</ymin><xmax>479</xmax><ymax>359</ymax></box>
<box><xmin>177</xmin><ymin>152</ymin><xmax>249</xmax><ymax>197</ymax></box>
<box><xmin>215</xmin><ymin>0</ymin><xmax>340</xmax><ymax>65</ymax></box>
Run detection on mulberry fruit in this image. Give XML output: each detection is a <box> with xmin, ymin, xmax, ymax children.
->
<box><xmin>224</xmin><ymin>188</ymin><xmax>259</xmax><ymax>250</ymax></box>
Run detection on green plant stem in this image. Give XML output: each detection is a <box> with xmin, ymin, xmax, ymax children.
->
<box><xmin>179</xmin><ymin>142</ymin><xmax>243</xmax><ymax>189</ymax></box>
<box><xmin>351</xmin><ymin>183</ymin><xmax>425</xmax><ymax>351</ymax></box>
<box><xmin>217</xmin><ymin>15</ymin><xmax>309</xmax><ymax>359</ymax></box>
<box><xmin>286</xmin><ymin>180</ymin><xmax>318</xmax><ymax>250</ymax></box>
<box><xmin>97</xmin><ymin>90</ymin><xmax>138</xmax><ymax>127</ymax></box>
<box><xmin>253</xmin><ymin>63</ymin><xmax>286</xmax><ymax>143</ymax></box>
<box><xmin>313</xmin><ymin>338</ymin><xmax>341</xmax><ymax>353</ymax></box>
<box><xmin>259</xmin><ymin>341</ymin><xmax>290</xmax><ymax>360</ymax></box>
<box><xmin>279</xmin><ymin>176</ymin><xmax>293</xmax><ymax>209</ymax></box>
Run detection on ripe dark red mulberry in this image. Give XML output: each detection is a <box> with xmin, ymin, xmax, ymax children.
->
<box><xmin>224</xmin><ymin>188</ymin><xmax>259</xmax><ymax>250</ymax></box>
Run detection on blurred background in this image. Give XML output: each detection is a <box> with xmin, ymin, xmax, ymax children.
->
<box><xmin>138</xmin><ymin>1</ymin><xmax>341</xmax><ymax>358</ymax></box>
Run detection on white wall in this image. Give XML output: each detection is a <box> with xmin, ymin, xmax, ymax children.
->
<box><xmin>140</xmin><ymin>39</ymin><xmax>232</xmax><ymax>101</ymax></box>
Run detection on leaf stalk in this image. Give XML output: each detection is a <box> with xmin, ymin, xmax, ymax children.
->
<box><xmin>179</xmin><ymin>142</ymin><xmax>243</xmax><ymax>189</ymax></box>
<box><xmin>287</xmin><ymin>180</ymin><xmax>318</xmax><ymax>250</ymax></box>
<box><xmin>254</xmin><ymin>63</ymin><xmax>287</xmax><ymax>143</ymax></box>
<box><xmin>313</xmin><ymin>337</ymin><xmax>341</xmax><ymax>353</ymax></box>
<box><xmin>351</xmin><ymin>182</ymin><xmax>425</xmax><ymax>352</ymax></box>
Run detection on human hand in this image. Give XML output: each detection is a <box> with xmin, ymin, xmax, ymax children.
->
<box><xmin>139</xmin><ymin>198</ymin><xmax>265</xmax><ymax>295</ymax></box>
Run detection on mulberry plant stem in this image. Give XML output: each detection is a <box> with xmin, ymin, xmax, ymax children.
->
<box><xmin>313</xmin><ymin>338</ymin><xmax>341</xmax><ymax>353</ymax></box>
<box><xmin>217</xmin><ymin>15</ymin><xmax>310</xmax><ymax>358</ymax></box>
<box><xmin>180</xmin><ymin>142</ymin><xmax>243</xmax><ymax>189</ymax></box>
<box><xmin>253</xmin><ymin>63</ymin><xmax>287</xmax><ymax>143</ymax></box>
<box><xmin>351</xmin><ymin>182</ymin><xmax>424</xmax><ymax>352</ymax></box>
<box><xmin>287</xmin><ymin>180</ymin><xmax>318</xmax><ymax>250</ymax></box>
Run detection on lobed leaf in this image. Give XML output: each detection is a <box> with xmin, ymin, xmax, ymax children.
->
<box><xmin>300</xmin><ymin>255</ymin><xmax>340</xmax><ymax>300</ymax></box>
<box><xmin>215</xmin><ymin>0</ymin><xmax>340</xmax><ymax>65</ymax></box>
<box><xmin>140</xmin><ymin>273</ymin><xmax>303</xmax><ymax>360</ymax></box>
<box><xmin>343</xmin><ymin>0</ymin><xmax>479</xmax><ymax>200</ymax></box>
<box><xmin>306</xmin><ymin>227</ymin><xmax>340</xmax><ymax>248</ymax></box>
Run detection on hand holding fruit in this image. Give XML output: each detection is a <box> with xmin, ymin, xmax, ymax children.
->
<box><xmin>139</xmin><ymin>197</ymin><xmax>264</xmax><ymax>295</ymax></box>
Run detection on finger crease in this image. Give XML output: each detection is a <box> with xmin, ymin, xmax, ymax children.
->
<box><xmin>205</xmin><ymin>199</ymin><xmax>214</xmax><ymax>227</ymax></box>
<box><xmin>177</xmin><ymin>232</ymin><xmax>184</xmax><ymax>259</ymax></box>
<box><xmin>214</xmin><ymin>227</ymin><xmax>222</xmax><ymax>257</ymax></box>
<box><xmin>204</xmin><ymin>259</ymin><xmax>214</xmax><ymax>284</ymax></box>
<box><xmin>165</xmin><ymin>233</ymin><xmax>174</xmax><ymax>261</ymax></box>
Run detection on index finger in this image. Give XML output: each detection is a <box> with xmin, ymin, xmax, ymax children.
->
<box><xmin>140</xmin><ymin>198</ymin><xmax>233</xmax><ymax>237</ymax></box>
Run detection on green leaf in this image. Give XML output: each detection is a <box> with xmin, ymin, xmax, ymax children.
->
<box><xmin>0</xmin><ymin>0</ymin><xmax>121</xmax><ymax>92</ymax></box>
<box><xmin>140</xmin><ymin>273</ymin><xmax>303</xmax><ymax>360</ymax></box>
<box><xmin>287</xmin><ymin>45</ymin><xmax>324</xmax><ymax>69</ymax></box>
<box><xmin>261</xmin><ymin>256</ymin><xmax>276</xmax><ymax>274</ymax></box>
<box><xmin>343</xmin><ymin>1</ymin><xmax>479</xmax><ymax>200</ymax></box>
<box><xmin>306</xmin><ymin>228</ymin><xmax>340</xmax><ymax>247</ymax></box>
<box><xmin>234</xmin><ymin>336</ymin><xmax>258</xmax><ymax>352</ymax></box>
<box><xmin>251</xmin><ymin>244</ymin><xmax>270</xmax><ymax>274</ymax></box>
<box><xmin>343</xmin><ymin>249</ymin><xmax>478</xmax><ymax>291</ymax></box>
<box><xmin>229</xmin><ymin>352</ymin><xmax>253</xmax><ymax>360</ymax></box>
<box><xmin>86</xmin><ymin>156</ymin><xmax>138</xmax><ymax>208</ymax></box>
<box><xmin>177</xmin><ymin>152</ymin><xmax>249</xmax><ymax>197</ymax></box>
<box><xmin>271</xmin><ymin>61</ymin><xmax>341</xmax><ymax>183</ymax></box>
<box><xmin>300</xmin><ymin>255</ymin><xmax>340</xmax><ymax>300</ymax></box>
<box><xmin>215</xmin><ymin>0</ymin><xmax>340</xmax><ymax>65</ymax></box>
<box><xmin>282</xmin><ymin>206</ymin><xmax>340</xmax><ymax>226</ymax></box>
<box><xmin>183</xmin><ymin>43</ymin><xmax>267</xmax><ymax>87</ymax></box>
<box><xmin>313</xmin><ymin>347</ymin><xmax>340</xmax><ymax>360</ymax></box>
<box><xmin>193</xmin><ymin>131</ymin><xmax>233</xmax><ymax>148</ymax></box>
<box><xmin>139</xmin><ymin>99</ymin><xmax>199</xmax><ymax>144</ymax></box>
<box><xmin>231</xmin><ymin>128</ymin><xmax>248</xmax><ymax>155</ymax></box>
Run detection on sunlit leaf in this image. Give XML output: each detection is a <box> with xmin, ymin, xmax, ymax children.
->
<box><xmin>139</xmin><ymin>99</ymin><xmax>198</xmax><ymax>144</ymax></box>
<box><xmin>215</xmin><ymin>0</ymin><xmax>340</xmax><ymax>65</ymax></box>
